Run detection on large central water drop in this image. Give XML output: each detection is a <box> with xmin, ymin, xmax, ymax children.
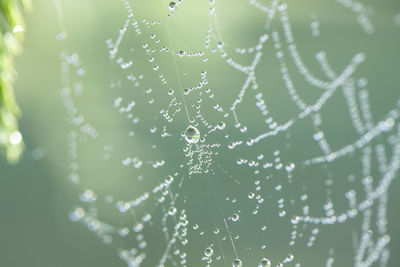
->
<box><xmin>184</xmin><ymin>125</ymin><xmax>200</xmax><ymax>144</ymax></box>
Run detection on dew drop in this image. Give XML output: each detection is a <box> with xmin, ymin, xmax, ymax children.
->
<box><xmin>232</xmin><ymin>259</ymin><xmax>242</xmax><ymax>267</ymax></box>
<box><xmin>205</xmin><ymin>247</ymin><xmax>214</xmax><ymax>257</ymax></box>
<box><xmin>69</xmin><ymin>207</ymin><xmax>85</xmax><ymax>222</ymax></box>
<box><xmin>168</xmin><ymin>206</ymin><xmax>177</xmax><ymax>216</ymax></box>
<box><xmin>79</xmin><ymin>189</ymin><xmax>97</xmax><ymax>203</ymax></box>
<box><xmin>217</xmin><ymin>121</ymin><xmax>226</xmax><ymax>130</ymax></box>
<box><xmin>178</xmin><ymin>50</ymin><xmax>185</xmax><ymax>57</ymax></box>
<box><xmin>165</xmin><ymin>175</ymin><xmax>174</xmax><ymax>184</ymax></box>
<box><xmin>169</xmin><ymin>1</ymin><xmax>177</xmax><ymax>11</ymax></box>
<box><xmin>184</xmin><ymin>125</ymin><xmax>200</xmax><ymax>144</ymax></box>
<box><xmin>277</xmin><ymin>2</ymin><xmax>287</xmax><ymax>11</ymax></box>
<box><xmin>259</xmin><ymin>258</ymin><xmax>271</xmax><ymax>267</ymax></box>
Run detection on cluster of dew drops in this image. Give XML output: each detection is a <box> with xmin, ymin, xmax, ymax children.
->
<box><xmin>172</xmin><ymin>3</ymin><xmax>274</xmax><ymax>266</ymax></box>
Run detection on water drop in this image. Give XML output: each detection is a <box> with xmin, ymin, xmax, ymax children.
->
<box><xmin>185</xmin><ymin>125</ymin><xmax>200</xmax><ymax>144</ymax></box>
<box><xmin>69</xmin><ymin>207</ymin><xmax>85</xmax><ymax>222</ymax></box>
<box><xmin>168</xmin><ymin>206</ymin><xmax>177</xmax><ymax>216</ymax></box>
<box><xmin>232</xmin><ymin>259</ymin><xmax>242</xmax><ymax>267</ymax></box>
<box><xmin>259</xmin><ymin>258</ymin><xmax>271</xmax><ymax>267</ymax></box>
<box><xmin>178</xmin><ymin>50</ymin><xmax>185</xmax><ymax>57</ymax></box>
<box><xmin>217</xmin><ymin>121</ymin><xmax>226</xmax><ymax>130</ymax></box>
<box><xmin>118</xmin><ymin>227</ymin><xmax>129</xmax><ymax>237</ymax></box>
<box><xmin>165</xmin><ymin>175</ymin><xmax>174</xmax><ymax>184</ymax></box>
<box><xmin>169</xmin><ymin>1</ymin><xmax>177</xmax><ymax>11</ymax></box>
<box><xmin>277</xmin><ymin>2</ymin><xmax>287</xmax><ymax>11</ymax></box>
<box><xmin>79</xmin><ymin>189</ymin><xmax>97</xmax><ymax>203</ymax></box>
<box><xmin>205</xmin><ymin>247</ymin><xmax>214</xmax><ymax>257</ymax></box>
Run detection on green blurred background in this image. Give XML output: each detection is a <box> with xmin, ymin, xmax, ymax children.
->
<box><xmin>1</xmin><ymin>0</ymin><xmax>400</xmax><ymax>266</ymax></box>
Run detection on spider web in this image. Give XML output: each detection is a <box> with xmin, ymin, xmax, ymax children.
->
<box><xmin>55</xmin><ymin>0</ymin><xmax>400</xmax><ymax>266</ymax></box>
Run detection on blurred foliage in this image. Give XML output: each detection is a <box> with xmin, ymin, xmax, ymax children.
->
<box><xmin>0</xmin><ymin>0</ymin><xmax>31</xmax><ymax>163</ymax></box>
